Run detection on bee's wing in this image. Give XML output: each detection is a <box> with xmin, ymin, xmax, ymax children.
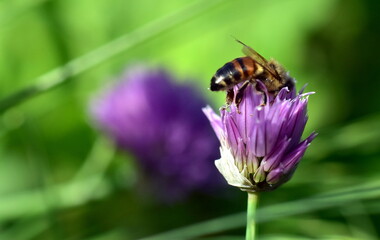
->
<box><xmin>236</xmin><ymin>39</ymin><xmax>281</xmax><ymax>80</ymax></box>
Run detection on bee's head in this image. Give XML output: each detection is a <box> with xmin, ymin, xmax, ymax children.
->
<box><xmin>210</xmin><ymin>76</ymin><xmax>226</xmax><ymax>91</ymax></box>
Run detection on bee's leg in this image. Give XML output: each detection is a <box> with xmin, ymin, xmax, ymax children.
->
<box><xmin>258</xmin><ymin>89</ymin><xmax>267</xmax><ymax>106</ymax></box>
<box><xmin>226</xmin><ymin>89</ymin><xmax>234</xmax><ymax>105</ymax></box>
<box><xmin>235</xmin><ymin>80</ymin><xmax>250</xmax><ymax>113</ymax></box>
<box><xmin>254</xmin><ymin>81</ymin><xmax>268</xmax><ymax>106</ymax></box>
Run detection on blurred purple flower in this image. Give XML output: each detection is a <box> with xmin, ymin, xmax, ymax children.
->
<box><xmin>203</xmin><ymin>82</ymin><xmax>317</xmax><ymax>192</ymax></box>
<box><xmin>91</xmin><ymin>65</ymin><xmax>221</xmax><ymax>201</ymax></box>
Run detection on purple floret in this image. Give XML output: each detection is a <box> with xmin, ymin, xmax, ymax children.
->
<box><xmin>91</xmin><ymin>66</ymin><xmax>221</xmax><ymax>201</ymax></box>
<box><xmin>203</xmin><ymin>82</ymin><xmax>316</xmax><ymax>192</ymax></box>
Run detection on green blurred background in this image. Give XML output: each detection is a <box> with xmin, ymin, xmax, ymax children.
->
<box><xmin>1</xmin><ymin>0</ymin><xmax>380</xmax><ymax>239</ymax></box>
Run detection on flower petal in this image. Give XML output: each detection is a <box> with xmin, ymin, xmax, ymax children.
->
<box><xmin>230</xmin><ymin>84</ymin><xmax>263</xmax><ymax>142</ymax></box>
<box><xmin>246</xmin><ymin>136</ymin><xmax>259</xmax><ymax>173</ymax></box>
<box><xmin>253</xmin><ymin>165</ymin><xmax>266</xmax><ymax>183</ymax></box>
<box><xmin>223</xmin><ymin>113</ymin><xmax>242</xmax><ymax>157</ymax></box>
<box><xmin>262</xmin><ymin>138</ymin><xmax>291</xmax><ymax>172</ymax></box>
<box><xmin>202</xmin><ymin>106</ymin><xmax>223</xmax><ymax>141</ymax></box>
<box><xmin>266</xmin><ymin>168</ymin><xmax>284</xmax><ymax>185</ymax></box>
<box><xmin>249</xmin><ymin>116</ymin><xmax>267</xmax><ymax>157</ymax></box>
<box><xmin>282</xmin><ymin>132</ymin><xmax>317</xmax><ymax>173</ymax></box>
<box><xmin>215</xmin><ymin>145</ymin><xmax>253</xmax><ymax>189</ymax></box>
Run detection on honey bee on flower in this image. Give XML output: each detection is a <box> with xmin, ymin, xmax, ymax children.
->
<box><xmin>210</xmin><ymin>39</ymin><xmax>295</xmax><ymax>108</ymax></box>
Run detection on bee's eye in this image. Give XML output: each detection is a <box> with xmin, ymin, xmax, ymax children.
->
<box><xmin>210</xmin><ymin>81</ymin><xmax>224</xmax><ymax>91</ymax></box>
<box><xmin>269</xmin><ymin>63</ymin><xmax>276</xmax><ymax>69</ymax></box>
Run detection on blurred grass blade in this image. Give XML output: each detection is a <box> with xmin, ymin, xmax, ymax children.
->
<box><xmin>74</xmin><ymin>137</ymin><xmax>115</xmax><ymax>180</ymax></box>
<box><xmin>0</xmin><ymin>0</ymin><xmax>50</xmax><ymax>26</ymax></box>
<box><xmin>0</xmin><ymin>137</ymin><xmax>115</xmax><ymax>240</ymax></box>
<box><xmin>340</xmin><ymin>202</ymin><xmax>378</xmax><ymax>240</ymax></box>
<box><xmin>259</xmin><ymin>235</ymin><xmax>361</xmax><ymax>240</ymax></box>
<box><xmin>0</xmin><ymin>176</ymin><xmax>111</xmax><ymax>222</ymax></box>
<box><xmin>0</xmin><ymin>137</ymin><xmax>115</xmax><ymax>222</ymax></box>
<box><xmin>139</xmin><ymin>180</ymin><xmax>380</xmax><ymax>240</ymax></box>
<box><xmin>0</xmin><ymin>218</ymin><xmax>49</xmax><ymax>240</ymax></box>
<box><xmin>0</xmin><ymin>0</ymin><xmax>227</xmax><ymax>113</ymax></box>
<box><xmin>307</xmin><ymin>113</ymin><xmax>380</xmax><ymax>161</ymax></box>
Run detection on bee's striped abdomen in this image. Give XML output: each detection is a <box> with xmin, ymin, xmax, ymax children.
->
<box><xmin>235</xmin><ymin>57</ymin><xmax>256</xmax><ymax>79</ymax></box>
<box><xmin>210</xmin><ymin>57</ymin><xmax>257</xmax><ymax>91</ymax></box>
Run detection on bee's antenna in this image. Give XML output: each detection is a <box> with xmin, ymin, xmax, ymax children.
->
<box><xmin>229</xmin><ymin>35</ymin><xmax>249</xmax><ymax>48</ymax></box>
<box><xmin>230</xmin><ymin>35</ymin><xmax>241</xmax><ymax>43</ymax></box>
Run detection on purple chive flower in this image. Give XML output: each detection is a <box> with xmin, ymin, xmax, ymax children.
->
<box><xmin>203</xmin><ymin>82</ymin><xmax>317</xmax><ymax>192</ymax></box>
<box><xmin>91</xmin><ymin>65</ymin><xmax>221</xmax><ymax>201</ymax></box>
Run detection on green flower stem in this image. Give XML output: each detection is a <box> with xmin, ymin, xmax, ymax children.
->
<box><xmin>246</xmin><ymin>192</ymin><xmax>258</xmax><ymax>240</ymax></box>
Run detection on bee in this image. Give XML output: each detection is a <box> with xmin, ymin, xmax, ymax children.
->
<box><xmin>210</xmin><ymin>39</ymin><xmax>295</xmax><ymax>107</ymax></box>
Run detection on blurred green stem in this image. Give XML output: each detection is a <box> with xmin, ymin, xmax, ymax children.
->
<box><xmin>246</xmin><ymin>192</ymin><xmax>258</xmax><ymax>240</ymax></box>
<box><xmin>0</xmin><ymin>0</ymin><xmax>226</xmax><ymax>113</ymax></box>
